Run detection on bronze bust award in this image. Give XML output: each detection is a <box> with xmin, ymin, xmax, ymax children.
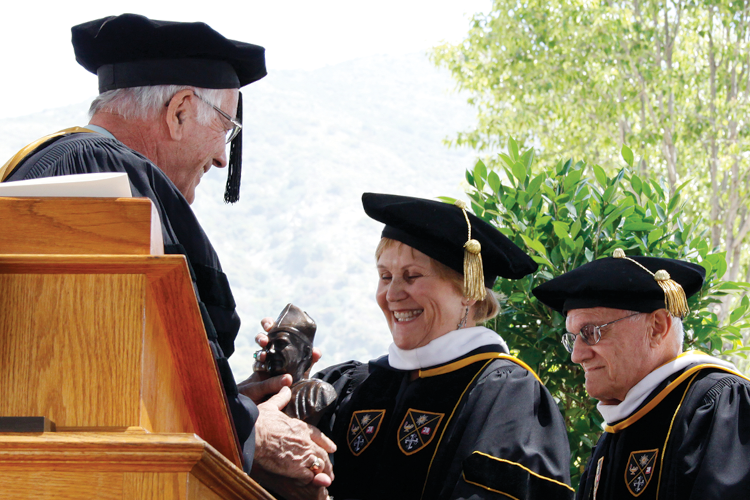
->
<box><xmin>264</xmin><ymin>304</ymin><xmax>337</xmax><ymax>425</ymax></box>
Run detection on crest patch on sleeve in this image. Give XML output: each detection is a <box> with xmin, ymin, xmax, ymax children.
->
<box><xmin>624</xmin><ymin>449</ymin><xmax>658</xmax><ymax>497</ymax></box>
<box><xmin>347</xmin><ymin>409</ymin><xmax>386</xmax><ymax>456</ymax></box>
<box><xmin>397</xmin><ymin>409</ymin><xmax>444</xmax><ymax>455</ymax></box>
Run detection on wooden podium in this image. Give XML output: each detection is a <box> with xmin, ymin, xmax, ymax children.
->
<box><xmin>0</xmin><ymin>197</ymin><xmax>274</xmax><ymax>500</ymax></box>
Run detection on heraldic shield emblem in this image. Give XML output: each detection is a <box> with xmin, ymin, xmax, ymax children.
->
<box><xmin>348</xmin><ymin>410</ymin><xmax>385</xmax><ymax>456</ymax></box>
<box><xmin>625</xmin><ymin>449</ymin><xmax>658</xmax><ymax>496</ymax></box>
<box><xmin>398</xmin><ymin>409</ymin><xmax>444</xmax><ymax>455</ymax></box>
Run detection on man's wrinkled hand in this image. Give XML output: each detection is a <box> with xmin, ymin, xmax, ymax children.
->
<box><xmin>237</xmin><ymin>372</ymin><xmax>293</xmax><ymax>404</ymax></box>
<box><xmin>253</xmin><ymin>386</ymin><xmax>336</xmax><ymax>485</ymax></box>
<box><xmin>250</xmin><ymin>467</ymin><xmax>331</xmax><ymax>500</ymax></box>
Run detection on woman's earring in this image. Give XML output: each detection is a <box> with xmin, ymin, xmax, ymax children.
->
<box><xmin>457</xmin><ymin>306</ymin><xmax>469</xmax><ymax>329</ymax></box>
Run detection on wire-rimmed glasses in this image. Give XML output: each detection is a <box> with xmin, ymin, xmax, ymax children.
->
<box><xmin>193</xmin><ymin>92</ymin><xmax>242</xmax><ymax>144</ymax></box>
<box><xmin>562</xmin><ymin>312</ymin><xmax>641</xmax><ymax>353</ymax></box>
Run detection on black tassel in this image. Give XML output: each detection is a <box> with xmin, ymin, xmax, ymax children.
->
<box><xmin>224</xmin><ymin>92</ymin><xmax>243</xmax><ymax>203</ymax></box>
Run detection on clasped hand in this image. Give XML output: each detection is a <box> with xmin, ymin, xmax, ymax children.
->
<box><xmin>237</xmin><ymin>318</ymin><xmax>335</xmax><ymax>500</ymax></box>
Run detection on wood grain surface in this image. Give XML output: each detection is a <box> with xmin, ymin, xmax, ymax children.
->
<box><xmin>0</xmin><ymin>433</ymin><xmax>275</xmax><ymax>499</ymax></box>
<box><xmin>0</xmin><ymin>273</ymin><xmax>144</xmax><ymax>426</ymax></box>
<box><xmin>0</xmin><ymin>255</ymin><xmax>241</xmax><ymax>467</ymax></box>
<box><xmin>146</xmin><ymin>259</ymin><xmax>242</xmax><ymax>465</ymax></box>
<box><xmin>140</xmin><ymin>286</ymin><xmax>195</xmax><ymax>434</ymax></box>
<box><xmin>0</xmin><ymin>197</ymin><xmax>163</xmax><ymax>255</ymax></box>
<box><xmin>0</xmin><ymin>471</ymin><xmax>123</xmax><ymax>499</ymax></box>
<box><xmin>123</xmin><ymin>472</ymin><xmax>187</xmax><ymax>500</ymax></box>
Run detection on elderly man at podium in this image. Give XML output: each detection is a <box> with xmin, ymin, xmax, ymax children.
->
<box><xmin>0</xmin><ymin>13</ymin><xmax>334</xmax><ymax>500</ymax></box>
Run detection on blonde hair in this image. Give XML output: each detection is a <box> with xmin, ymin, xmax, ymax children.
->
<box><xmin>375</xmin><ymin>237</ymin><xmax>500</xmax><ymax>322</ymax></box>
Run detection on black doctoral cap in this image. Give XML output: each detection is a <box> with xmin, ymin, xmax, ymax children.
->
<box><xmin>362</xmin><ymin>193</ymin><xmax>538</xmax><ymax>300</ymax></box>
<box><xmin>71</xmin><ymin>13</ymin><xmax>267</xmax><ymax>203</ymax></box>
<box><xmin>532</xmin><ymin>249</ymin><xmax>706</xmax><ymax>318</ymax></box>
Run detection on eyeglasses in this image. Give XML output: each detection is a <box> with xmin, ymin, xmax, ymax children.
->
<box><xmin>561</xmin><ymin>312</ymin><xmax>641</xmax><ymax>353</ymax></box>
<box><xmin>193</xmin><ymin>93</ymin><xmax>242</xmax><ymax>144</ymax></box>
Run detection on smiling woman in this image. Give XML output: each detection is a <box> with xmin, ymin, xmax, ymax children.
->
<box><xmin>312</xmin><ymin>193</ymin><xmax>575</xmax><ymax>500</ymax></box>
<box><xmin>375</xmin><ymin>238</ymin><xmax>500</xmax><ymax>350</ymax></box>
<box><xmin>376</xmin><ymin>241</ymin><xmax>469</xmax><ymax>350</ymax></box>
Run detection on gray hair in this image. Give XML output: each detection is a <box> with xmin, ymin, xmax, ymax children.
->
<box><xmin>88</xmin><ymin>85</ymin><xmax>228</xmax><ymax>124</ymax></box>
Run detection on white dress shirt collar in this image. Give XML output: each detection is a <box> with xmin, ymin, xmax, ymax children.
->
<box><xmin>387</xmin><ymin>326</ymin><xmax>509</xmax><ymax>371</ymax></box>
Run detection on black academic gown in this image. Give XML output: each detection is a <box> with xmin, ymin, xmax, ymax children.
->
<box><xmin>3</xmin><ymin>132</ymin><xmax>258</xmax><ymax>470</ymax></box>
<box><xmin>316</xmin><ymin>345</ymin><xmax>574</xmax><ymax>500</ymax></box>
<box><xmin>577</xmin><ymin>362</ymin><xmax>750</xmax><ymax>500</ymax></box>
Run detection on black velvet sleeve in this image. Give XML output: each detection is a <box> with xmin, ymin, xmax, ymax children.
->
<box><xmin>662</xmin><ymin>371</ymin><xmax>750</xmax><ymax>499</ymax></box>
<box><xmin>313</xmin><ymin>359</ymin><xmax>372</xmax><ymax>435</ymax></box>
<box><xmin>438</xmin><ymin>361</ymin><xmax>574</xmax><ymax>500</ymax></box>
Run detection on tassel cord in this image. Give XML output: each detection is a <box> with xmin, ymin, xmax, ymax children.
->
<box><xmin>454</xmin><ymin>200</ymin><xmax>486</xmax><ymax>301</ymax></box>
<box><xmin>613</xmin><ymin>249</ymin><xmax>690</xmax><ymax>318</ymax></box>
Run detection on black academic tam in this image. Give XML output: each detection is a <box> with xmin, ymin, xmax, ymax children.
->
<box><xmin>532</xmin><ymin>255</ymin><xmax>705</xmax><ymax>315</ymax></box>
<box><xmin>72</xmin><ymin>13</ymin><xmax>267</xmax><ymax>92</ymax></box>
<box><xmin>363</xmin><ymin>193</ymin><xmax>538</xmax><ymax>285</ymax></box>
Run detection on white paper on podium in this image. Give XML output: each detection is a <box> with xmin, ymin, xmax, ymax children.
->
<box><xmin>0</xmin><ymin>172</ymin><xmax>132</xmax><ymax>198</ymax></box>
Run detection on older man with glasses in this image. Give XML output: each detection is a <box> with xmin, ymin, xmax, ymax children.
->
<box><xmin>1</xmin><ymin>13</ymin><xmax>334</xmax><ymax>500</ymax></box>
<box><xmin>533</xmin><ymin>249</ymin><xmax>750</xmax><ymax>500</ymax></box>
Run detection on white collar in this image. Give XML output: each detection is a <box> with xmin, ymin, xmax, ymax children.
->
<box><xmin>597</xmin><ymin>351</ymin><xmax>737</xmax><ymax>424</ymax></box>
<box><xmin>83</xmin><ymin>124</ymin><xmax>116</xmax><ymax>140</ymax></box>
<box><xmin>387</xmin><ymin>326</ymin><xmax>509</xmax><ymax>370</ymax></box>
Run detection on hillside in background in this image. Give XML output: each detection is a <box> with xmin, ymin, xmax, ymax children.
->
<box><xmin>0</xmin><ymin>52</ymin><xmax>479</xmax><ymax>379</ymax></box>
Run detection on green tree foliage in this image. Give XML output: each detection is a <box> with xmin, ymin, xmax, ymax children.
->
<box><xmin>442</xmin><ymin>141</ymin><xmax>750</xmax><ymax>486</ymax></box>
<box><xmin>431</xmin><ymin>0</ymin><xmax>750</xmax><ymax>290</ymax></box>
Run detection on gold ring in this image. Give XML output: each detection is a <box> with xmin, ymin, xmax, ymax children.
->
<box><xmin>308</xmin><ymin>456</ymin><xmax>322</xmax><ymax>472</ymax></box>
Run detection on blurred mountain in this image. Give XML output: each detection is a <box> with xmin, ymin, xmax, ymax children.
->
<box><xmin>0</xmin><ymin>52</ymin><xmax>478</xmax><ymax>379</ymax></box>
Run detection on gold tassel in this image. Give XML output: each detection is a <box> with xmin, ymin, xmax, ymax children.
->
<box><xmin>612</xmin><ymin>248</ymin><xmax>689</xmax><ymax>318</ymax></box>
<box><xmin>455</xmin><ymin>201</ymin><xmax>486</xmax><ymax>301</ymax></box>
<box><xmin>464</xmin><ymin>239</ymin><xmax>486</xmax><ymax>301</ymax></box>
<box><xmin>654</xmin><ymin>270</ymin><xmax>690</xmax><ymax>318</ymax></box>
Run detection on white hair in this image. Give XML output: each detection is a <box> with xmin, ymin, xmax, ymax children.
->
<box><xmin>88</xmin><ymin>85</ymin><xmax>228</xmax><ymax>124</ymax></box>
<box><xmin>670</xmin><ymin>316</ymin><xmax>684</xmax><ymax>351</ymax></box>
